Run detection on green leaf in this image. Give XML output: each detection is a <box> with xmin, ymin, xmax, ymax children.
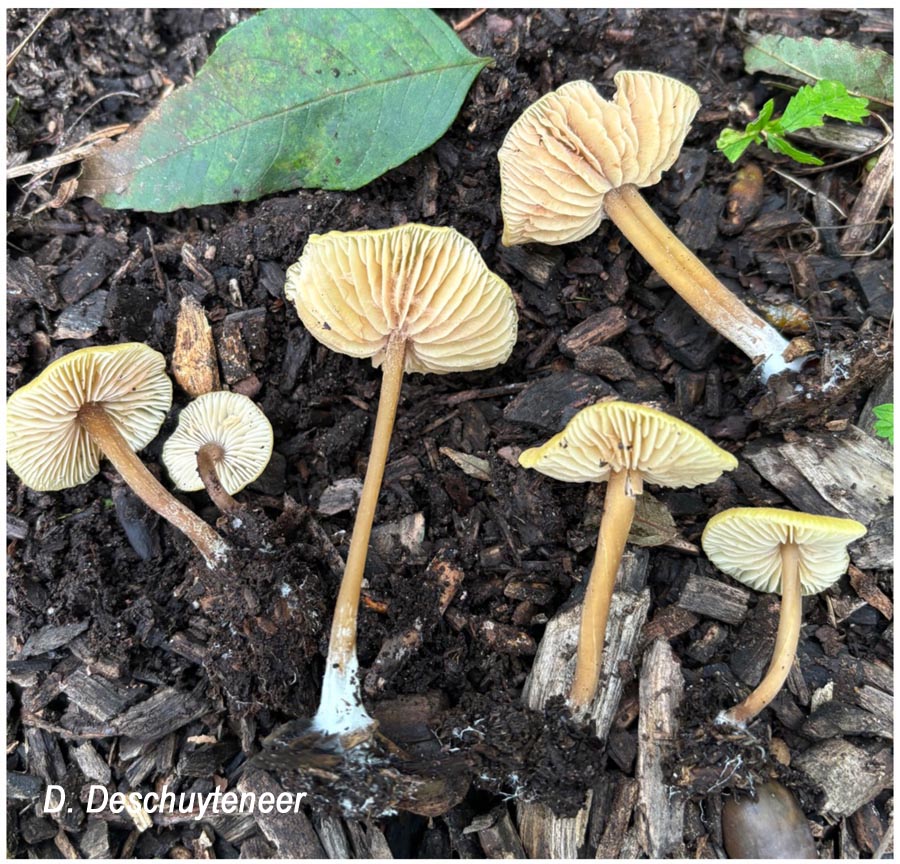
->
<box><xmin>764</xmin><ymin>133</ymin><xmax>824</xmax><ymax>165</ymax></box>
<box><xmin>872</xmin><ymin>403</ymin><xmax>893</xmax><ymax>445</ymax></box>
<box><xmin>779</xmin><ymin>80</ymin><xmax>869</xmax><ymax>132</ymax></box>
<box><xmin>716</xmin><ymin>128</ymin><xmax>757</xmax><ymax>163</ymax></box>
<box><xmin>78</xmin><ymin>9</ymin><xmax>490</xmax><ymax>211</ymax></box>
<box><xmin>744</xmin><ymin>34</ymin><xmax>893</xmax><ymax>106</ymax></box>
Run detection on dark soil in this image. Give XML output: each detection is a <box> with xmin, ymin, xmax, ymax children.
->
<box><xmin>7</xmin><ymin>8</ymin><xmax>893</xmax><ymax>859</ymax></box>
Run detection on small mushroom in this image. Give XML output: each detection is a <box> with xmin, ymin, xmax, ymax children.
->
<box><xmin>702</xmin><ymin>507</ymin><xmax>866</xmax><ymax>726</ymax></box>
<box><xmin>6</xmin><ymin>344</ymin><xmax>228</xmax><ymax>567</ymax></box>
<box><xmin>285</xmin><ymin>224</ymin><xmax>517</xmax><ymax>736</ymax></box>
<box><xmin>722</xmin><ymin>780</ymin><xmax>817</xmax><ymax>859</ymax></box>
<box><xmin>499</xmin><ymin>71</ymin><xmax>801</xmax><ymax>381</ymax></box>
<box><xmin>520</xmin><ymin>400</ymin><xmax>737</xmax><ymax>715</ymax></box>
<box><xmin>162</xmin><ymin>391</ymin><xmax>273</xmax><ymax>514</ymax></box>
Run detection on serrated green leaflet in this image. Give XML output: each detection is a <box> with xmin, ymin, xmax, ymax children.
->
<box><xmin>78</xmin><ymin>9</ymin><xmax>490</xmax><ymax>212</ymax></box>
<box><xmin>744</xmin><ymin>34</ymin><xmax>892</xmax><ymax>106</ymax></box>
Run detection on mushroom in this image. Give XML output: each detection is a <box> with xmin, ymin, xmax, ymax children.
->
<box><xmin>284</xmin><ymin>224</ymin><xmax>517</xmax><ymax>736</ymax></box>
<box><xmin>722</xmin><ymin>780</ymin><xmax>817</xmax><ymax>859</ymax></box>
<box><xmin>162</xmin><ymin>390</ymin><xmax>273</xmax><ymax>514</ymax></box>
<box><xmin>6</xmin><ymin>343</ymin><xmax>228</xmax><ymax>567</ymax></box>
<box><xmin>519</xmin><ymin>400</ymin><xmax>737</xmax><ymax>715</ymax></box>
<box><xmin>498</xmin><ymin>71</ymin><xmax>801</xmax><ymax>381</ymax></box>
<box><xmin>702</xmin><ymin>507</ymin><xmax>866</xmax><ymax>726</ymax></box>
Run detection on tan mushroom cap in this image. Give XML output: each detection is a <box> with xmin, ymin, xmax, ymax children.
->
<box><xmin>162</xmin><ymin>391</ymin><xmax>273</xmax><ymax>494</ymax></box>
<box><xmin>6</xmin><ymin>343</ymin><xmax>172</xmax><ymax>492</ymax></box>
<box><xmin>499</xmin><ymin>71</ymin><xmax>701</xmax><ymax>246</ymax></box>
<box><xmin>702</xmin><ymin>507</ymin><xmax>867</xmax><ymax>596</ymax></box>
<box><xmin>519</xmin><ymin>400</ymin><xmax>737</xmax><ymax>488</ymax></box>
<box><xmin>284</xmin><ymin>224</ymin><xmax>517</xmax><ymax>375</ymax></box>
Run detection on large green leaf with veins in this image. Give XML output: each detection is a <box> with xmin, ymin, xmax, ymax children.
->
<box><xmin>79</xmin><ymin>9</ymin><xmax>490</xmax><ymax>211</ymax></box>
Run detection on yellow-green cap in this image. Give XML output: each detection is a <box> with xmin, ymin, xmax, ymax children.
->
<box><xmin>702</xmin><ymin>507</ymin><xmax>867</xmax><ymax>595</ymax></box>
<box><xmin>519</xmin><ymin>400</ymin><xmax>737</xmax><ymax>487</ymax></box>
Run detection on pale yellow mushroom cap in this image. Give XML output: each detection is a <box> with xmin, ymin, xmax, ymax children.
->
<box><xmin>162</xmin><ymin>391</ymin><xmax>273</xmax><ymax>494</ymax></box>
<box><xmin>6</xmin><ymin>343</ymin><xmax>172</xmax><ymax>491</ymax></box>
<box><xmin>519</xmin><ymin>400</ymin><xmax>737</xmax><ymax>488</ymax></box>
<box><xmin>284</xmin><ymin>224</ymin><xmax>517</xmax><ymax>375</ymax></box>
<box><xmin>499</xmin><ymin>71</ymin><xmax>701</xmax><ymax>246</ymax></box>
<box><xmin>702</xmin><ymin>507</ymin><xmax>867</xmax><ymax>596</ymax></box>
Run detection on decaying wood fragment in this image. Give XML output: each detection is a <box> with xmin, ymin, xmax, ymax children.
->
<box><xmin>172</xmin><ymin>295</ymin><xmax>220</xmax><ymax>397</ymax></box>
<box><xmin>517</xmin><ymin>550</ymin><xmax>650</xmax><ymax>857</ymax></box>
<box><xmin>636</xmin><ymin>639</ymin><xmax>685</xmax><ymax>858</ymax></box>
<box><xmin>677</xmin><ymin>567</ymin><xmax>750</xmax><ymax>625</ymax></box>
<box><xmin>840</xmin><ymin>144</ymin><xmax>893</xmax><ymax>252</ymax></box>
<box><xmin>238</xmin><ymin>770</ymin><xmax>325</xmax><ymax>857</ymax></box>
<box><xmin>744</xmin><ymin>426</ymin><xmax>892</xmax><ymax>565</ymax></box>
<box><xmin>794</xmin><ymin>738</ymin><xmax>892</xmax><ymax>818</ymax></box>
<box><xmin>594</xmin><ymin>776</ymin><xmax>640</xmax><ymax>859</ymax></box>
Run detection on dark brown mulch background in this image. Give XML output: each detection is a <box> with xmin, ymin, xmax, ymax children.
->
<box><xmin>7</xmin><ymin>8</ymin><xmax>893</xmax><ymax>859</ymax></box>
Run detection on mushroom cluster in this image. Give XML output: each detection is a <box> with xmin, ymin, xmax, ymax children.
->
<box><xmin>6</xmin><ymin>343</ymin><xmax>229</xmax><ymax>568</ymax></box>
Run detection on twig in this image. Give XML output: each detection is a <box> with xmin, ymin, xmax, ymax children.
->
<box><xmin>7</xmin><ymin>124</ymin><xmax>130</xmax><ymax>180</ymax></box>
<box><xmin>453</xmin><ymin>8</ymin><xmax>486</xmax><ymax>32</ymax></box>
<box><xmin>6</xmin><ymin>8</ymin><xmax>55</xmax><ymax>72</ymax></box>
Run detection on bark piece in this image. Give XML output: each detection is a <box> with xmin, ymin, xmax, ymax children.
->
<box><xmin>503</xmin><ymin>371</ymin><xmax>616</xmax><ymax>432</ymax></box>
<box><xmin>19</xmin><ymin>621</ymin><xmax>89</xmax><ymax>658</ymax></box>
<box><xmin>173</xmin><ymin>295</ymin><xmax>220</xmax><ymax>397</ymax></box>
<box><xmin>636</xmin><ymin>639</ymin><xmax>685</xmax><ymax>858</ymax></box>
<box><xmin>469</xmin><ymin>806</ymin><xmax>527</xmax><ymax>859</ymax></box>
<box><xmin>653</xmin><ymin>294</ymin><xmax>722</xmax><ymax>371</ymax></box>
<box><xmin>238</xmin><ymin>770</ymin><xmax>324</xmax><ymax>858</ymax></box>
<box><xmin>517</xmin><ymin>550</ymin><xmax>650</xmax><ymax>858</ymax></box>
<box><xmin>59</xmin><ymin>236</ymin><xmax>123</xmax><ymax>304</ymax></box>
<box><xmin>62</xmin><ymin>669</ymin><xmax>128</xmax><ymax>721</ymax></box>
<box><xmin>53</xmin><ymin>289</ymin><xmax>109</xmax><ymax>340</ymax></box>
<box><xmin>677</xmin><ymin>568</ymin><xmax>750</xmax><ymax>625</ymax></box>
<box><xmin>594</xmin><ymin>777</ymin><xmax>640</xmax><ymax>860</ymax></box>
<box><xmin>71</xmin><ymin>742</ymin><xmax>112</xmax><ymax>784</ymax></box>
<box><xmin>113</xmin><ymin>686</ymin><xmax>208</xmax><ymax>742</ymax></box>
<box><xmin>795</xmin><ymin>739</ymin><xmax>892</xmax><ymax>817</ymax></box>
<box><xmin>744</xmin><ymin>426</ymin><xmax>892</xmax><ymax>561</ymax></box>
<box><xmin>558</xmin><ymin>308</ymin><xmax>628</xmax><ymax>357</ymax></box>
<box><xmin>79</xmin><ymin>819</ymin><xmax>111</xmax><ymax>859</ymax></box>
<box><xmin>840</xmin><ymin>144</ymin><xmax>893</xmax><ymax>253</ymax></box>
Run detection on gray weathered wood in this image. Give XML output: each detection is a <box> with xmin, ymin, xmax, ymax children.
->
<box><xmin>517</xmin><ymin>550</ymin><xmax>650</xmax><ymax>858</ymax></box>
<box><xmin>677</xmin><ymin>569</ymin><xmax>750</xmax><ymax>625</ymax></box>
<box><xmin>62</xmin><ymin>669</ymin><xmax>128</xmax><ymax>721</ymax></box>
<box><xmin>344</xmin><ymin>820</ymin><xmax>394</xmax><ymax>859</ymax></box>
<box><xmin>238</xmin><ymin>770</ymin><xmax>325</xmax><ymax>858</ymax></box>
<box><xmin>469</xmin><ymin>806</ymin><xmax>527</xmax><ymax>859</ymax></box>
<box><xmin>71</xmin><ymin>742</ymin><xmax>111</xmax><ymax>784</ymax></box>
<box><xmin>795</xmin><ymin>739</ymin><xmax>893</xmax><ymax>817</ymax></box>
<box><xmin>636</xmin><ymin>639</ymin><xmax>685</xmax><ymax>858</ymax></box>
<box><xmin>594</xmin><ymin>777</ymin><xmax>639</xmax><ymax>860</ymax></box>
<box><xmin>744</xmin><ymin>427</ymin><xmax>892</xmax><ymax>568</ymax></box>
<box><xmin>313</xmin><ymin>813</ymin><xmax>353</xmax><ymax>859</ymax></box>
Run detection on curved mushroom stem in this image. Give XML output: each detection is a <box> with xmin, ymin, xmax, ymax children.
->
<box><xmin>78</xmin><ymin>403</ymin><xmax>228</xmax><ymax>568</ymax></box>
<box><xmin>569</xmin><ymin>468</ymin><xmax>639</xmax><ymax>715</ymax></box>
<box><xmin>196</xmin><ymin>443</ymin><xmax>241</xmax><ymax>514</ymax></box>
<box><xmin>719</xmin><ymin>542</ymin><xmax>802</xmax><ymax>726</ymax></box>
<box><xmin>603</xmin><ymin>184</ymin><xmax>803</xmax><ymax>382</ymax></box>
<box><xmin>314</xmin><ymin>335</ymin><xmax>406</xmax><ymax>736</ymax></box>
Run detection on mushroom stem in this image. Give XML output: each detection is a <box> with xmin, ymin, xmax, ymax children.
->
<box><xmin>314</xmin><ymin>335</ymin><xmax>407</xmax><ymax>735</ymax></box>
<box><xmin>569</xmin><ymin>468</ymin><xmax>639</xmax><ymax>714</ymax></box>
<box><xmin>720</xmin><ymin>542</ymin><xmax>802</xmax><ymax>726</ymax></box>
<box><xmin>602</xmin><ymin>184</ymin><xmax>802</xmax><ymax>382</ymax></box>
<box><xmin>196</xmin><ymin>443</ymin><xmax>241</xmax><ymax>514</ymax></box>
<box><xmin>78</xmin><ymin>402</ymin><xmax>228</xmax><ymax>568</ymax></box>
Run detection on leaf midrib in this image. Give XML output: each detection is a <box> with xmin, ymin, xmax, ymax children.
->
<box><xmin>116</xmin><ymin>57</ymin><xmax>486</xmax><ymax>178</ymax></box>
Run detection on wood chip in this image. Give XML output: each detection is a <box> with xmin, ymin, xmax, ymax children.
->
<box><xmin>112</xmin><ymin>686</ymin><xmax>208</xmax><ymax>742</ymax></box>
<box><xmin>53</xmin><ymin>288</ymin><xmax>108</xmax><ymax>340</ymax></box>
<box><xmin>795</xmin><ymin>739</ymin><xmax>892</xmax><ymax>817</ymax></box>
<box><xmin>636</xmin><ymin>639</ymin><xmax>685</xmax><ymax>858</ymax></box>
<box><xmin>439</xmin><ymin>447</ymin><xmax>492</xmax><ymax>481</ymax></box>
<box><xmin>840</xmin><ymin>144</ymin><xmax>893</xmax><ymax>252</ymax></box>
<box><xmin>849</xmin><ymin>564</ymin><xmax>892</xmax><ymax>620</ymax></box>
<box><xmin>677</xmin><ymin>568</ymin><xmax>750</xmax><ymax>625</ymax></box>
<box><xmin>558</xmin><ymin>307</ymin><xmax>628</xmax><ymax>357</ymax></box>
<box><xmin>317</xmin><ymin>477</ymin><xmax>362</xmax><ymax>516</ymax></box>
<box><xmin>239</xmin><ymin>770</ymin><xmax>324</xmax><ymax>858</ymax></box>
<box><xmin>172</xmin><ymin>295</ymin><xmax>220</xmax><ymax>397</ymax></box>
<box><xmin>19</xmin><ymin>620</ymin><xmax>89</xmax><ymax>658</ymax></box>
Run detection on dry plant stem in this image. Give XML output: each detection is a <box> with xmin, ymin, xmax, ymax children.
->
<box><xmin>569</xmin><ymin>468</ymin><xmax>638</xmax><ymax>713</ymax></box>
<box><xmin>603</xmin><ymin>184</ymin><xmax>796</xmax><ymax>381</ymax></box>
<box><xmin>196</xmin><ymin>443</ymin><xmax>240</xmax><ymax>514</ymax></box>
<box><xmin>78</xmin><ymin>402</ymin><xmax>228</xmax><ymax>567</ymax></box>
<box><xmin>722</xmin><ymin>542</ymin><xmax>802</xmax><ymax>726</ymax></box>
<box><xmin>327</xmin><ymin>336</ymin><xmax>407</xmax><ymax>675</ymax></box>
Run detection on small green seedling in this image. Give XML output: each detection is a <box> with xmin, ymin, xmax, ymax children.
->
<box><xmin>717</xmin><ymin>80</ymin><xmax>869</xmax><ymax>165</ymax></box>
<box><xmin>872</xmin><ymin>403</ymin><xmax>893</xmax><ymax>445</ymax></box>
